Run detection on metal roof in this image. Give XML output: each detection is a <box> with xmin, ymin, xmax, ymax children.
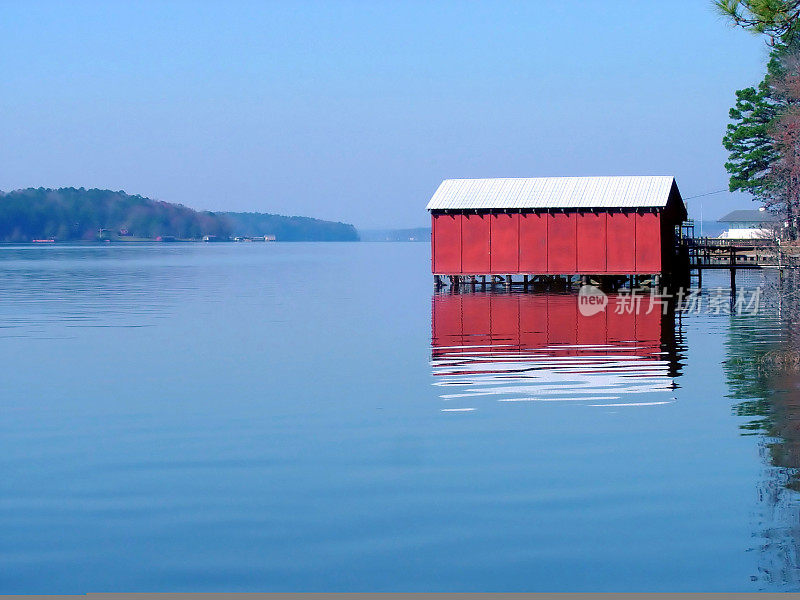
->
<box><xmin>718</xmin><ymin>209</ymin><xmax>779</xmax><ymax>223</ymax></box>
<box><xmin>425</xmin><ymin>176</ymin><xmax>678</xmax><ymax>211</ymax></box>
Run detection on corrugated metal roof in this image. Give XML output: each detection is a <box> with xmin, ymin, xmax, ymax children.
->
<box><xmin>425</xmin><ymin>176</ymin><xmax>678</xmax><ymax>210</ymax></box>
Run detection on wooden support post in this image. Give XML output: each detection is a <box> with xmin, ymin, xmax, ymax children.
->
<box><xmin>505</xmin><ymin>275</ymin><xmax>512</xmax><ymax>289</ymax></box>
<box><xmin>523</xmin><ymin>274</ymin><xmax>529</xmax><ymax>289</ymax></box>
<box><xmin>481</xmin><ymin>275</ymin><xmax>487</xmax><ymax>289</ymax></box>
<box><xmin>434</xmin><ymin>275</ymin><xmax>442</xmax><ymax>290</ymax></box>
<box><xmin>730</xmin><ymin>268</ymin><xmax>736</xmax><ymax>293</ymax></box>
<box><xmin>697</xmin><ymin>268</ymin><xmax>702</xmax><ymax>289</ymax></box>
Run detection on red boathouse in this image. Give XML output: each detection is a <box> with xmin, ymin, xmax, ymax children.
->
<box><xmin>427</xmin><ymin>176</ymin><xmax>687</xmax><ymax>280</ymax></box>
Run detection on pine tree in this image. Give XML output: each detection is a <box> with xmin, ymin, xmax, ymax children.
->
<box><xmin>723</xmin><ymin>83</ymin><xmax>780</xmax><ymax>197</ymax></box>
<box><xmin>715</xmin><ymin>0</ymin><xmax>800</xmax><ymax>40</ymax></box>
<box><xmin>723</xmin><ymin>40</ymin><xmax>800</xmax><ymax>239</ymax></box>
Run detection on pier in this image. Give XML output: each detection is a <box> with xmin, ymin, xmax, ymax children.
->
<box><xmin>686</xmin><ymin>236</ymin><xmax>800</xmax><ymax>289</ymax></box>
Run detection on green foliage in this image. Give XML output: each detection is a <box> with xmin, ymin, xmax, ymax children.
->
<box><xmin>0</xmin><ymin>187</ymin><xmax>231</xmax><ymax>241</ymax></box>
<box><xmin>723</xmin><ymin>83</ymin><xmax>780</xmax><ymax>196</ymax></box>
<box><xmin>722</xmin><ymin>38</ymin><xmax>800</xmax><ymax>228</ymax></box>
<box><xmin>717</xmin><ymin>5</ymin><xmax>800</xmax><ymax>206</ymax></box>
<box><xmin>715</xmin><ymin>0</ymin><xmax>800</xmax><ymax>39</ymax></box>
<box><xmin>0</xmin><ymin>188</ymin><xmax>359</xmax><ymax>242</ymax></box>
<box><xmin>220</xmin><ymin>212</ymin><xmax>359</xmax><ymax>241</ymax></box>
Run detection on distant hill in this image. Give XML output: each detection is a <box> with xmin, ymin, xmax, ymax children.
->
<box><xmin>0</xmin><ymin>188</ymin><xmax>358</xmax><ymax>242</ymax></box>
<box><xmin>221</xmin><ymin>212</ymin><xmax>358</xmax><ymax>241</ymax></box>
<box><xmin>359</xmin><ymin>227</ymin><xmax>430</xmax><ymax>242</ymax></box>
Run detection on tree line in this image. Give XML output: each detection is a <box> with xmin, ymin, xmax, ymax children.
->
<box><xmin>0</xmin><ymin>187</ymin><xmax>358</xmax><ymax>242</ymax></box>
<box><xmin>220</xmin><ymin>211</ymin><xmax>359</xmax><ymax>242</ymax></box>
<box><xmin>718</xmin><ymin>0</ymin><xmax>800</xmax><ymax>240</ymax></box>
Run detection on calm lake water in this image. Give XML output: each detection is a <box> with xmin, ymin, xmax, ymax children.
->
<box><xmin>1</xmin><ymin>242</ymin><xmax>799</xmax><ymax>592</ymax></box>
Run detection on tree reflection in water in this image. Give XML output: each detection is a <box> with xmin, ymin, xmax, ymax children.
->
<box><xmin>724</xmin><ymin>272</ymin><xmax>800</xmax><ymax>587</ymax></box>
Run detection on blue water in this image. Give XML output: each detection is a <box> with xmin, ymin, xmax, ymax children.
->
<box><xmin>0</xmin><ymin>243</ymin><xmax>798</xmax><ymax>592</ymax></box>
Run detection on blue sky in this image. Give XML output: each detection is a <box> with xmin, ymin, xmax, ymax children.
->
<box><xmin>0</xmin><ymin>1</ymin><xmax>773</xmax><ymax>227</ymax></box>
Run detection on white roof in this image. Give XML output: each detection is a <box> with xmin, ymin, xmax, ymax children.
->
<box><xmin>425</xmin><ymin>176</ymin><xmax>677</xmax><ymax>211</ymax></box>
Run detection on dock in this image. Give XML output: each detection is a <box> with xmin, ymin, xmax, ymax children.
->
<box><xmin>687</xmin><ymin>236</ymin><xmax>800</xmax><ymax>289</ymax></box>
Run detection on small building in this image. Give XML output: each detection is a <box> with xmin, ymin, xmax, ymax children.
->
<box><xmin>717</xmin><ymin>208</ymin><xmax>779</xmax><ymax>240</ymax></box>
<box><xmin>426</xmin><ymin>176</ymin><xmax>687</xmax><ymax>278</ymax></box>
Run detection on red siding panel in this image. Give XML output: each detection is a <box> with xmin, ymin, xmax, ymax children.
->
<box><xmin>489</xmin><ymin>213</ymin><xmax>519</xmax><ymax>273</ymax></box>
<box><xmin>577</xmin><ymin>213</ymin><xmax>607</xmax><ymax>273</ymax></box>
<box><xmin>432</xmin><ymin>214</ymin><xmax>461</xmax><ymax>274</ymax></box>
<box><xmin>547</xmin><ymin>213</ymin><xmax>577</xmax><ymax>273</ymax></box>
<box><xmin>519</xmin><ymin>213</ymin><xmax>548</xmax><ymax>273</ymax></box>
<box><xmin>433</xmin><ymin>208</ymin><xmax>669</xmax><ymax>276</ymax></box>
<box><xmin>635</xmin><ymin>212</ymin><xmax>662</xmax><ymax>273</ymax></box>
<box><xmin>461</xmin><ymin>214</ymin><xmax>490</xmax><ymax>274</ymax></box>
<box><xmin>606</xmin><ymin>212</ymin><xmax>636</xmax><ymax>273</ymax></box>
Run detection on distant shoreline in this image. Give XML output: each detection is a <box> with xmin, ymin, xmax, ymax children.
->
<box><xmin>0</xmin><ymin>188</ymin><xmax>359</xmax><ymax>243</ymax></box>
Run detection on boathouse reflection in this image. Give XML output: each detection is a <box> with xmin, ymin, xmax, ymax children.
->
<box><xmin>431</xmin><ymin>291</ymin><xmax>684</xmax><ymax>410</ymax></box>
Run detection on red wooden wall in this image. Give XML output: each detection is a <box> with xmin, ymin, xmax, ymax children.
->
<box><xmin>489</xmin><ymin>213</ymin><xmax>518</xmax><ymax>272</ymax></box>
<box><xmin>519</xmin><ymin>213</ymin><xmax>547</xmax><ymax>273</ymax></box>
<box><xmin>432</xmin><ymin>214</ymin><xmax>461</xmax><ymax>273</ymax></box>
<box><xmin>431</xmin><ymin>211</ymin><xmax>666</xmax><ymax>275</ymax></box>
<box><xmin>460</xmin><ymin>214</ymin><xmax>490</xmax><ymax>274</ymax></box>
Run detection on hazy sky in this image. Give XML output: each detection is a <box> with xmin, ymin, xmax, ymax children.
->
<box><xmin>0</xmin><ymin>1</ymin><xmax>773</xmax><ymax>227</ymax></box>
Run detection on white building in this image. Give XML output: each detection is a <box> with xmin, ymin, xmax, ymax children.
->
<box><xmin>717</xmin><ymin>208</ymin><xmax>779</xmax><ymax>239</ymax></box>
